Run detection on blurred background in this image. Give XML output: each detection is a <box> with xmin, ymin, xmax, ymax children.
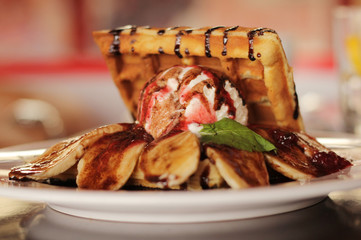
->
<box><xmin>0</xmin><ymin>0</ymin><xmax>360</xmax><ymax>148</ymax></box>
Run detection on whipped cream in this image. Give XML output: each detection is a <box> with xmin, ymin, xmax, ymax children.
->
<box><xmin>224</xmin><ymin>80</ymin><xmax>248</xmax><ymax>125</ymax></box>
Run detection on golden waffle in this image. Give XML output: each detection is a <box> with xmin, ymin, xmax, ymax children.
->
<box><xmin>93</xmin><ymin>25</ymin><xmax>304</xmax><ymax>132</ymax></box>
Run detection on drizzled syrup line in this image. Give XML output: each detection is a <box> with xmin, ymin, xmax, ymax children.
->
<box><xmin>108</xmin><ymin>25</ymin><xmax>138</xmax><ymax>55</ymax></box>
<box><xmin>205</xmin><ymin>26</ymin><xmax>225</xmax><ymax>58</ymax></box>
<box><xmin>158</xmin><ymin>26</ymin><xmax>181</xmax><ymax>36</ymax></box>
<box><xmin>109</xmin><ymin>31</ymin><xmax>122</xmax><ymax>55</ymax></box>
<box><xmin>158</xmin><ymin>47</ymin><xmax>165</xmax><ymax>54</ymax></box>
<box><xmin>109</xmin><ymin>25</ymin><xmax>137</xmax><ymax>34</ymax></box>
<box><xmin>158</xmin><ymin>27</ymin><xmax>192</xmax><ymax>36</ymax></box>
<box><xmin>167</xmin><ymin>26</ymin><xmax>180</xmax><ymax>31</ymax></box>
<box><xmin>157</xmin><ymin>29</ymin><xmax>165</xmax><ymax>35</ymax></box>
<box><xmin>184</xmin><ymin>29</ymin><xmax>193</xmax><ymax>34</ymax></box>
<box><xmin>247</xmin><ymin>28</ymin><xmax>276</xmax><ymax>61</ymax></box>
<box><xmin>108</xmin><ymin>25</ymin><xmax>278</xmax><ymax>61</ymax></box>
<box><xmin>293</xmin><ymin>87</ymin><xmax>300</xmax><ymax>120</ymax></box>
<box><xmin>130</xmin><ymin>25</ymin><xmax>137</xmax><ymax>35</ymax></box>
<box><xmin>174</xmin><ymin>31</ymin><xmax>184</xmax><ymax>58</ymax></box>
<box><xmin>222</xmin><ymin>26</ymin><xmax>239</xmax><ymax>56</ymax></box>
<box><xmin>174</xmin><ymin>29</ymin><xmax>193</xmax><ymax>58</ymax></box>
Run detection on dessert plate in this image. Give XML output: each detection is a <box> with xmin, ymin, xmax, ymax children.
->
<box><xmin>0</xmin><ymin>137</ymin><xmax>361</xmax><ymax>223</ymax></box>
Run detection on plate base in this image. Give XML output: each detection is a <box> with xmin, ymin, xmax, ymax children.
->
<box><xmin>48</xmin><ymin>197</ymin><xmax>325</xmax><ymax>223</ymax></box>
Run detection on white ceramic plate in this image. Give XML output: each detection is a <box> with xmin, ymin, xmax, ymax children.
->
<box><xmin>0</xmin><ymin>137</ymin><xmax>361</xmax><ymax>223</ymax></box>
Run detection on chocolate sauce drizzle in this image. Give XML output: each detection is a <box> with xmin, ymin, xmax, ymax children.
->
<box><xmin>158</xmin><ymin>46</ymin><xmax>164</xmax><ymax>54</ymax></box>
<box><xmin>247</xmin><ymin>28</ymin><xmax>276</xmax><ymax>61</ymax></box>
<box><xmin>109</xmin><ymin>30</ymin><xmax>122</xmax><ymax>55</ymax></box>
<box><xmin>109</xmin><ymin>26</ymin><xmax>278</xmax><ymax>64</ymax></box>
<box><xmin>158</xmin><ymin>26</ymin><xmax>181</xmax><ymax>36</ymax></box>
<box><xmin>167</xmin><ymin>26</ymin><xmax>180</xmax><ymax>31</ymax></box>
<box><xmin>174</xmin><ymin>29</ymin><xmax>193</xmax><ymax>58</ymax></box>
<box><xmin>293</xmin><ymin>86</ymin><xmax>300</xmax><ymax>120</ymax></box>
<box><xmin>185</xmin><ymin>48</ymin><xmax>190</xmax><ymax>55</ymax></box>
<box><xmin>130</xmin><ymin>25</ymin><xmax>137</xmax><ymax>35</ymax></box>
<box><xmin>109</xmin><ymin>25</ymin><xmax>138</xmax><ymax>55</ymax></box>
<box><xmin>156</xmin><ymin>27</ymin><xmax>192</xmax><ymax>57</ymax></box>
<box><xmin>205</xmin><ymin>26</ymin><xmax>225</xmax><ymax>58</ymax></box>
<box><xmin>184</xmin><ymin>29</ymin><xmax>193</xmax><ymax>34</ymax></box>
<box><xmin>174</xmin><ymin>31</ymin><xmax>184</xmax><ymax>58</ymax></box>
<box><xmin>157</xmin><ymin>29</ymin><xmax>165</xmax><ymax>35</ymax></box>
<box><xmin>200</xmin><ymin>165</ymin><xmax>210</xmax><ymax>189</ymax></box>
<box><xmin>222</xmin><ymin>26</ymin><xmax>238</xmax><ymax>56</ymax></box>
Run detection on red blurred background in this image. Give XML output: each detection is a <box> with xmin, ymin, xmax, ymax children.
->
<box><xmin>0</xmin><ymin>0</ymin><xmax>351</xmax><ymax>70</ymax></box>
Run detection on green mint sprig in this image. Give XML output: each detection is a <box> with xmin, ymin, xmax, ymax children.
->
<box><xmin>199</xmin><ymin>118</ymin><xmax>276</xmax><ymax>152</ymax></box>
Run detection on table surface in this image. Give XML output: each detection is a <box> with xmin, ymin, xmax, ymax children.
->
<box><xmin>1</xmin><ymin>194</ymin><xmax>361</xmax><ymax>240</ymax></box>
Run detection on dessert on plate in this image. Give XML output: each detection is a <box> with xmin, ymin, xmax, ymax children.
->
<box><xmin>9</xmin><ymin>26</ymin><xmax>352</xmax><ymax>190</ymax></box>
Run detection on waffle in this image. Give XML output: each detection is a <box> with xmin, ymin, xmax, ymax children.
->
<box><xmin>93</xmin><ymin>25</ymin><xmax>304</xmax><ymax>132</ymax></box>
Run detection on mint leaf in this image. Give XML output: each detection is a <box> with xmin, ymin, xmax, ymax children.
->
<box><xmin>200</xmin><ymin>118</ymin><xmax>276</xmax><ymax>152</ymax></box>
